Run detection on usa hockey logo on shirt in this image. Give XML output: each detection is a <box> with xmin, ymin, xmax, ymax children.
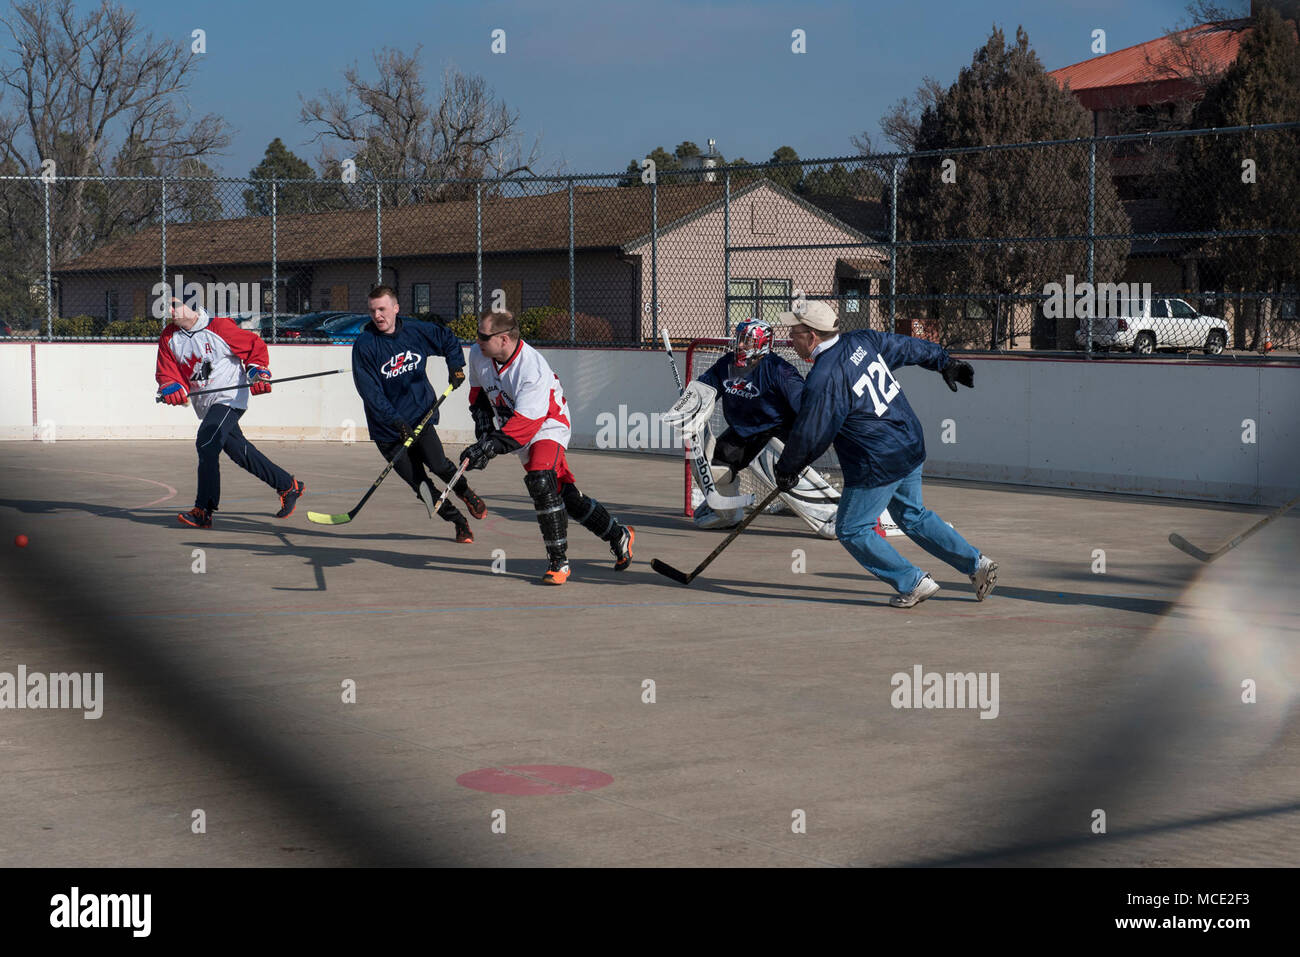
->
<box><xmin>722</xmin><ymin>377</ymin><xmax>760</xmax><ymax>399</ymax></box>
<box><xmin>381</xmin><ymin>350</ymin><xmax>423</xmax><ymax>378</ymax></box>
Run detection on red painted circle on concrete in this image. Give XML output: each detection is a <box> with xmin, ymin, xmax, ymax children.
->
<box><xmin>456</xmin><ymin>765</ymin><xmax>614</xmax><ymax>795</ymax></box>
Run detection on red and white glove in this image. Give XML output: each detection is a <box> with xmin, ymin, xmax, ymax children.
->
<box><xmin>157</xmin><ymin>382</ymin><xmax>189</xmax><ymax>406</ymax></box>
<box><xmin>247</xmin><ymin>366</ymin><xmax>272</xmax><ymax>395</ymax></box>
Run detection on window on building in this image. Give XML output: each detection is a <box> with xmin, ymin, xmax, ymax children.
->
<box><xmin>759</xmin><ymin>279</ymin><xmax>791</xmax><ymax>325</ymax></box>
<box><xmin>456</xmin><ymin>282</ymin><xmax>476</xmax><ymax>321</ymax></box>
<box><xmin>728</xmin><ymin>278</ymin><xmax>756</xmax><ymax>331</ymax></box>
<box><xmin>105</xmin><ymin>290</ymin><xmax>119</xmax><ymax>323</ymax></box>
<box><xmin>412</xmin><ymin>283</ymin><xmax>431</xmax><ymax>315</ymax></box>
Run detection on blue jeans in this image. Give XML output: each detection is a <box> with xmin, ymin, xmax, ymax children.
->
<box><xmin>837</xmin><ymin>463</ymin><xmax>980</xmax><ymax>594</ymax></box>
<box><xmin>195</xmin><ymin>404</ymin><xmax>293</xmax><ymax>512</ymax></box>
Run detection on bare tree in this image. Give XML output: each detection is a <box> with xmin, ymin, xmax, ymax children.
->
<box><xmin>0</xmin><ymin>0</ymin><xmax>230</xmax><ymax>260</ymax></box>
<box><xmin>300</xmin><ymin>48</ymin><xmax>543</xmax><ymax>203</ymax></box>
<box><xmin>856</xmin><ymin>77</ymin><xmax>946</xmax><ymax>155</ymax></box>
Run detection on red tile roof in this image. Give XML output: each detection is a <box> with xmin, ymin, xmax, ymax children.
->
<box><xmin>1050</xmin><ymin>21</ymin><xmax>1247</xmax><ymax>109</ymax></box>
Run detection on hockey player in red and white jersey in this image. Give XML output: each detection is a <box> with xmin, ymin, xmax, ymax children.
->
<box><xmin>155</xmin><ymin>299</ymin><xmax>305</xmax><ymax>529</ymax></box>
<box><xmin>459</xmin><ymin>310</ymin><xmax>634</xmax><ymax>585</ymax></box>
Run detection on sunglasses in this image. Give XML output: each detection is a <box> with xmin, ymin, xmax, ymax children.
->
<box><xmin>477</xmin><ymin>326</ymin><xmax>516</xmax><ymax>341</ymax></box>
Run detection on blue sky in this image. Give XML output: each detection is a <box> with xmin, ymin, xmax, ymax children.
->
<box><xmin>98</xmin><ymin>0</ymin><xmax>1203</xmax><ymax>176</ymax></box>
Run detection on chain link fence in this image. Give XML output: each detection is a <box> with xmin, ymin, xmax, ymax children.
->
<box><xmin>1</xmin><ymin>122</ymin><xmax>1296</xmax><ymax>355</ymax></box>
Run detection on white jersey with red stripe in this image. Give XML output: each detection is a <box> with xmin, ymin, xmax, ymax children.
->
<box><xmin>155</xmin><ymin>312</ymin><xmax>270</xmax><ymax>418</ymax></box>
<box><xmin>466</xmin><ymin>339</ymin><xmax>572</xmax><ymax>452</ymax></box>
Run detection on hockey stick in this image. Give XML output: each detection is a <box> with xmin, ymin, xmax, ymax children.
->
<box><xmin>307</xmin><ymin>383</ymin><xmax>455</xmax><ymax>526</ymax></box>
<box><xmin>1169</xmin><ymin>491</ymin><xmax>1300</xmax><ymax>563</ymax></box>
<box><xmin>652</xmin><ymin>487</ymin><xmax>782</xmax><ymax>585</ymax></box>
<box><xmin>157</xmin><ymin>368</ymin><xmax>347</xmax><ymax>402</ymax></box>
<box><xmin>427</xmin><ymin>459</ymin><xmax>471</xmax><ymax>518</ymax></box>
<box><xmin>659</xmin><ymin>329</ymin><xmax>753</xmax><ymax>512</ymax></box>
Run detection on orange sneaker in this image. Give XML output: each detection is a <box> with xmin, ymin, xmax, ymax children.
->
<box><xmin>275</xmin><ymin>478</ymin><xmax>305</xmax><ymax>518</ymax></box>
<box><xmin>454</xmin><ymin>519</ymin><xmax>474</xmax><ymax>544</ymax></box>
<box><xmin>178</xmin><ymin>506</ymin><xmax>212</xmax><ymax>529</ymax></box>
<box><xmin>610</xmin><ymin>525</ymin><xmax>635</xmax><ymax>571</ymax></box>
<box><xmin>541</xmin><ymin>559</ymin><xmax>570</xmax><ymax>585</ymax></box>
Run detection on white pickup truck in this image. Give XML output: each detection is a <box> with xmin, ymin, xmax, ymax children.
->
<box><xmin>1075</xmin><ymin>298</ymin><xmax>1230</xmax><ymax>355</ymax></box>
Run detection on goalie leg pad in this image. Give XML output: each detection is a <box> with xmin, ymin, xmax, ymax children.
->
<box><xmin>749</xmin><ymin>437</ymin><xmax>840</xmax><ymax>538</ymax></box>
<box><xmin>525</xmin><ymin>469</ymin><xmax>568</xmax><ymax>561</ymax></box>
<box><xmin>694</xmin><ymin>503</ymin><xmax>744</xmax><ymax>529</ymax></box>
<box><xmin>561</xmin><ymin>483</ymin><xmax>623</xmax><ymax>543</ymax></box>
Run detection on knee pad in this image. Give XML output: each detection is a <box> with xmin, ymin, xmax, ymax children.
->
<box><xmin>525</xmin><ymin>469</ymin><xmax>561</xmax><ymax>505</ymax></box>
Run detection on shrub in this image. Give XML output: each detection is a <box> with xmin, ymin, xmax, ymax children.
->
<box><xmin>449</xmin><ymin>307</ymin><xmax>546</xmax><ymax>341</ymax></box>
<box><xmin>52</xmin><ymin>315</ymin><xmax>97</xmax><ymax>338</ymax></box>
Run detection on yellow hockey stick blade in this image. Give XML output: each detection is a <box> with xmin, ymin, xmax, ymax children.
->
<box><xmin>307</xmin><ymin>510</ymin><xmax>353</xmax><ymax>525</ymax></box>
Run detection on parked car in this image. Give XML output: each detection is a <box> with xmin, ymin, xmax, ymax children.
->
<box><xmin>316</xmin><ymin>312</ymin><xmax>434</xmax><ymax>344</ymax></box>
<box><xmin>237</xmin><ymin>313</ymin><xmax>301</xmax><ymax>335</ymax></box>
<box><xmin>0</xmin><ymin>319</ymin><xmax>12</xmax><ymax>337</ymax></box>
<box><xmin>1076</xmin><ymin>298</ymin><xmax>1229</xmax><ymax>355</ymax></box>
<box><xmin>261</xmin><ymin>312</ymin><xmax>347</xmax><ymax>341</ymax></box>
<box><xmin>318</xmin><ymin>313</ymin><xmax>373</xmax><ymax>344</ymax></box>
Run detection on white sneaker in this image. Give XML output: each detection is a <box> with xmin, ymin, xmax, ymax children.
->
<box><xmin>890</xmin><ymin>575</ymin><xmax>940</xmax><ymax>608</ymax></box>
<box><xmin>970</xmin><ymin>555</ymin><xmax>998</xmax><ymax>601</ymax></box>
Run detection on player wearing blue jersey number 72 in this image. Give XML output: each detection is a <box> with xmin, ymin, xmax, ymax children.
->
<box><xmin>772</xmin><ymin>300</ymin><xmax>997</xmax><ymax>608</ymax></box>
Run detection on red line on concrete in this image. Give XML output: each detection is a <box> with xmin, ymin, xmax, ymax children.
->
<box><xmin>30</xmin><ymin>342</ymin><xmax>37</xmax><ymax>435</ymax></box>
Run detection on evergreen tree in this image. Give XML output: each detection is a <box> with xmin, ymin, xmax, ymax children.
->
<box><xmin>895</xmin><ymin>25</ymin><xmax>1130</xmax><ymax>346</ymax></box>
<box><xmin>244</xmin><ymin>139</ymin><xmax>317</xmax><ymax>216</ymax></box>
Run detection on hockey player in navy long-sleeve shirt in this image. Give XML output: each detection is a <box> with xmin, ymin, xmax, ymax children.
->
<box><xmin>772</xmin><ymin>300</ymin><xmax>999</xmax><ymax>608</ymax></box>
<box><xmin>351</xmin><ymin>285</ymin><xmax>487</xmax><ymax>543</ymax></box>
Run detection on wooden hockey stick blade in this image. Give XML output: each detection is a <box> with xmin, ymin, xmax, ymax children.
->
<box><xmin>307</xmin><ymin>510</ymin><xmax>353</xmax><ymax>526</ymax></box>
<box><xmin>1168</xmin><ymin>491</ymin><xmax>1300</xmax><ymax>563</ymax></box>
<box><xmin>654</xmin><ymin>487</ymin><xmax>783</xmax><ymax>586</ymax></box>
<box><xmin>650</xmin><ymin>558</ymin><xmax>692</xmax><ymax>584</ymax></box>
<box><xmin>429</xmin><ymin>460</ymin><xmax>471</xmax><ymax>516</ymax></box>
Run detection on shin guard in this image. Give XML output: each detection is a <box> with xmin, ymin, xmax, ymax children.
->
<box><xmin>561</xmin><ymin>483</ymin><xmax>622</xmax><ymax>543</ymax></box>
<box><xmin>525</xmin><ymin>469</ymin><xmax>568</xmax><ymax>561</ymax></box>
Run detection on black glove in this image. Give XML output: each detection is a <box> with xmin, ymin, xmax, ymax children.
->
<box><xmin>450</xmin><ymin>367</ymin><xmax>466</xmax><ymax>390</ymax></box>
<box><xmin>392</xmin><ymin>417</ymin><xmax>415</xmax><ymax>441</ymax></box>
<box><xmin>941</xmin><ymin>359</ymin><xmax>974</xmax><ymax>392</ymax></box>
<box><xmin>470</xmin><ymin>392</ymin><xmax>497</xmax><ymax>440</ymax></box>
<box><xmin>774</xmin><ymin>470</ymin><xmax>799</xmax><ymax>493</ymax></box>
<box><xmin>460</xmin><ymin>437</ymin><xmax>496</xmax><ymax>471</ymax></box>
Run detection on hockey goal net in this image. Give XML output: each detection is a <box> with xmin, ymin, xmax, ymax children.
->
<box><xmin>683</xmin><ymin>338</ymin><xmax>843</xmax><ymax>517</ymax></box>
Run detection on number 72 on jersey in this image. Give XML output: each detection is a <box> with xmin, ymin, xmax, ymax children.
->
<box><xmin>851</xmin><ymin>354</ymin><xmax>901</xmax><ymax>416</ymax></box>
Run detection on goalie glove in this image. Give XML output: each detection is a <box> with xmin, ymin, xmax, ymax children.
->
<box><xmin>661</xmin><ymin>380</ymin><xmax>717</xmax><ymax>438</ymax></box>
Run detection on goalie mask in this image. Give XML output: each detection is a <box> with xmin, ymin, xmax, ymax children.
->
<box><xmin>733</xmin><ymin>319</ymin><xmax>774</xmax><ymax>368</ymax></box>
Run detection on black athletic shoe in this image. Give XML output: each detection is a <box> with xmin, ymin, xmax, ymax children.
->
<box><xmin>275</xmin><ymin>478</ymin><xmax>305</xmax><ymax>518</ymax></box>
<box><xmin>178</xmin><ymin>506</ymin><xmax>212</xmax><ymax>529</ymax></box>
<box><xmin>453</xmin><ymin>519</ymin><xmax>474</xmax><ymax>544</ymax></box>
<box><xmin>610</xmin><ymin>525</ymin><xmax>635</xmax><ymax>571</ymax></box>
<box><xmin>457</xmin><ymin>485</ymin><xmax>487</xmax><ymax>520</ymax></box>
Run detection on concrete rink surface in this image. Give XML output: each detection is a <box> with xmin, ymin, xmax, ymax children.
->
<box><xmin>0</xmin><ymin>441</ymin><xmax>1296</xmax><ymax>867</ymax></box>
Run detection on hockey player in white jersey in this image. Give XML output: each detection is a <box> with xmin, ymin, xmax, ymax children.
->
<box><xmin>459</xmin><ymin>310</ymin><xmax>635</xmax><ymax>585</ymax></box>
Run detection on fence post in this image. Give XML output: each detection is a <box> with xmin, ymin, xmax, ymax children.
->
<box><xmin>889</xmin><ymin>160</ymin><xmax>898</xmax><ymax>335</ymax></box>
<box><xmin>1086</xmin><ymin>139</ymin><xmax>1096</xmax><ymax>359</ymax></box>
<box><xmin>160</xmin><ymin>178</ymin><xmax>168</xmax><ymax>332</ymax></box>
<box><xmin>271</xmin><ymin>180</ymin><xmax>278</xmax><ymax>343</ymax></box>
<box><xmin>43</xmin><ymin>178</ymin><xmax>52</xmax><ymax>341</ymax></box>
<box><xmin>475</xmin><ymin>183</ymin><xmax>483</xmax><ymax>315</ymax></box>
<box><xmin>723</xmin><ymin>169</ymin><xmax>731</xmax><ymax>338</ymax></box>
<box><xmin>651</xmin><ymin>179</ymin><xmax>659</xmax><ymax>344</ymax></box>
<box><xmin>568</xmin><ymin>179</ymin><xmax>576</xmax><ymax>345</ymax></box>
<box><xmin>375</xmin><ymin>181</ymin><xmax>383</xmax><ymax>287</ymax></box>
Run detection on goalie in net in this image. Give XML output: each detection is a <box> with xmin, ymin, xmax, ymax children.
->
<box><xmin>665</xmin><ymin>319</ymin><xmax>898</xmax><ymax>539</ymax></box>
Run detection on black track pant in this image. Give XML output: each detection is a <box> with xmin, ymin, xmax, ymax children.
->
<box><xmin>195</xmin><ymin>403</ymin><xmax>293</xmax><ymax>512</ymax></box>
<box><xmin>375</xmin><ymin>426</ymin><xmax>468</xmax><ymax>522</ymax></box>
